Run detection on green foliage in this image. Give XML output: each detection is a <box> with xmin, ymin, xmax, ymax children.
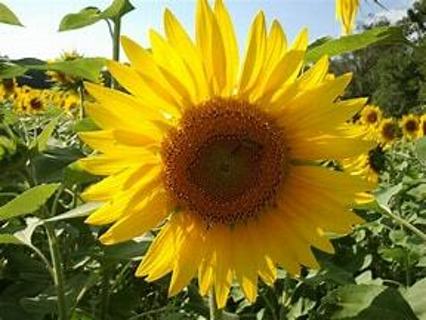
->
<box><xmin>0</xmin><ymin>2</ymin><xmax>23</xmax><ymax>26</ymax></box>
<box><xmin>1</xmin><ymin>1</ymin><xmax>425</xmax><ymax>319</ymax></box>
<box><xmin>0</xmin><ymin>184</ymin><xmax>59</xmax><ymax>221</ymax></box>
<box><xmin>59</xmin><ymin>0</ymin><xmax>134</xmax><ymax>31</ymax></box>
<box><xmin>326</xmin><ymin>285</ymin><xmax>417</xmax><ymax>319</ymax></box>
<box><xmin>306</xmin><ymin>26</ymin><xmax>408</xmax><ymax>63</ymax></box>
<box><xmin>0</xmin><ymin>58</ymin><xmax>106</xmax><ymax>81</ymax></box>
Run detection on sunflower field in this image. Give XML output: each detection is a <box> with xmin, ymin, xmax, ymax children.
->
<box><xmin>0</xmin><ymin>0</ymin><xmax>426</xmax><ymax>319</ymax></box>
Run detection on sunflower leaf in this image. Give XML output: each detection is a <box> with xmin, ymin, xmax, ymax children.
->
<box><xmin>58</xmin><ymin>7</ymin><xmax>102</xmax><ymax>32</ymax></box>
<box><xmin>101</xmin><ymin>0</ymin><xmax>135</xmax><ymax>20</ymax></box>
<box><xmin>415</xmin><ymin>137</ymin><xmax>426</xmax><ymax>164</ymax></box>
<box><xmin>0</xmin><ymin>62</ymin><xmax>28</xmax><ymax>80</ymax></box>
<box><xmin>43</xmin><ymin>202</ymin><xmax>102</xmax><ymax>222</ymax></box>
<box><xmin>0</xmin><ymin>233</ymin><xmax>23</xmax><ymax>245</ymax></box>
<box><xmin>27</xmin><ymin>58</ymin><xmax>106</xmax><ymax>82</ymax></box>
<box><xmin>32</xmin><ymin>116</ymin><xmax>60</xmax><ymax>153</ymax></box>
<box><xmin>305</xmin><ymin>26</ymin><xmax>409</xmax><ymax>63</ymax></box>
<box><xmin>328</xmin><ymin>284</ymin><xmax>417</xmax><ymax>320</ymax></box>
<box><xmin>0</xmin><ymin>184</ymin><xmax>60</xmax><ymax>221</ymax></box>
<box><xmin>0</xmin><ymin>3</ymin><xmax>23</xmax><ymax>26</ymax></box>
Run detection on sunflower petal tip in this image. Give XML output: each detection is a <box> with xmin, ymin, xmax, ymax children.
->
<box><xmin>99</xmin><ymin>232</ymin><xmax>114</xmax><ymax>245</ymax></box>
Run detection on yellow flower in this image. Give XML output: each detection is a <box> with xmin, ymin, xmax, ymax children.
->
<box><xmin>336</xmin><ymin>0</ymin><xmax>360</xmax><ymax>35</ymax></box>
<box><xmin>378</xmin><ymin>118</ymin><xmax>399</xmax><ymax>146</ymax></box>
<box><xmin>360</xmin><ymin>105</ymin><xmax>382</xmax><ymax>127</ymax></box>
<box><xmin>0</xmin><ymin>78</ymin><xmax>17</xmax><ymax>100</ymax></box>
<box><xmin>401</xmin><ymin>114</ymin><xmax>421</xmax><ymax>140</ymax></box>
<box><xmin>343</xmin><ymin>147</ymin><xmax>384</xmax><ymax>184</ymax></box>
<box><xmin>79</xmin><ymin>0</ymin><xmax>374</xmax><ymax>308</ymax></box>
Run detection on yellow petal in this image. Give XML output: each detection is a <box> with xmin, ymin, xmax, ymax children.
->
<box><xmin>150</xmin><ymin>30</ymin><xmax>197</xmax><ymax>105</ymax></box>
<box><xmin>107</xmin><ymin>60</ymin><xmax>181</xmax><ymax>118</ymax></box>
<box><xmin>136</xmin><ymin>220</ymin><xmax>177</xmax><ymax>280</ymax></box>
<box><xmin>120</xmin><ymin>36</ymin><xmax>185</xmax><ymax>107</ymax></box>
<box><xmin>99</xmin><ymin>189</ymin><xmax>170</xmax><ymax>245</ymax></box>
<box><xmin>169</xmin><ymin>214</ymin><xmax>205</xmax><ymax>296</ymax></box>
<box><xmin>239</xmin><ymin>11</ymin><xmax>267</xmax><ymax>95</ymax></box>
<box><xmin>214</xmin><ymin>0</ymin><xmax>239</xmax><ymax>95</ymax></box>
<box><xmin>164</xmin><ymin>9</ymin><xmax>210</xmax><ymax>100</ymax></box>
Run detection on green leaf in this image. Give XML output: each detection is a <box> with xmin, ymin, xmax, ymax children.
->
<box><xmin>30</xmin><ymin>58</ymin><xmax>105</xmax><ymax>83</ymax></box>
<box><xmin>101</xmin><ymin>0</ymin><xmax>135</xmax><ymax>20</ymax></box>
<box><xmin>330</xmin><ymin>284</ymin><xmax>417</xmax><ymax>320</ymax></box>
<box><xmin>44</xmin><ymin>202</ymin><xmax>102</xmax><ymax>222</ymax></box>
<box><xmin>375</xmin><ymin>183</ymin><xmax>403</xmax><ymax>214</ymax></box>
<box><xmin>59</xmin><ymin>0</ymin><xmax>134</xmax><ymax>32</ymax></box>
<box><xmin>404</xmin><ymin>279</ymin><xmax>426</xmax><ymax>320</ymax></box>
<box><xmin>13</xmin><ymin>217</ymin><xmax>42</xmax><ymax>246</ymax></box>
<box><xmin>0</xmin><ymin>3</ymin><xmax>23</xmax><ymax>26</ymax></box>
<box><xmin>103</xmin><ymin>239</ymin><xmax>151</xmax><ymax>260</ymax></box>
<box><xmin>0</xmin><ymin>233</ymin><xmax>23</xmax><ymax>245</ymax></box>
<box><xmin>305</xmin><ymin>27</ymin><xmax>408</xmax><ymax>63</ymax></box>
<box><xmin>0</xmin><ymin>184</ymin><xmax>60</xmax><ymax>221</ymax></box>
<box><xmin>32</xmin><ymin>116</ymin><xmax>60</xmax><ymax>152</ymax></box>
<box><xmin>74</xmin><ymin>117</ymin><xmax>100</xmax><ymax>132</ymax></box>
<box><xmin>59</xmin><ymin>7</ymin><xmax>102</xmax><ymax>31</ymax></box>
<box><xmin>415</xmin><ymin>137</ymin><xmax>426</xmax><ymax>164</ymax></box>
<box><xmin>0</xmin><ymin>63</ymin><xmax>28</xmax><ymax>80</ymax></box>
<box><xmin>63</xmin><ymin>161</ymin><xmax>98</xmax><ymax>186</ymax></box>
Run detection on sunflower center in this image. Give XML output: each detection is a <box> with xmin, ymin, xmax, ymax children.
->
<box><xmin>405</xmin><ymin>120</ymin><xmax>419</xmax><ymax>133</ymax></box>
<box><xmin>382</xmin><ymin>123</ymin><xmax>397</xmax><ymax>140</ymax></box>
<box><xmin>30</xmin><ymin>98</ymin><xmax>42</xmax><ymax>110</ymax></box>
<box><xmin>366</xmin><ymin>112</ymin><xmax>378</xmax><ymax>124</ymax></box>
<box><xmin>162</xmin><ymin>98</ymin><xmax>287</xmax><ymax>226</ymax></box>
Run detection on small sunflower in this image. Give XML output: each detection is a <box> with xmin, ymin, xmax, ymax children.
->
<box><xmin>378</xmin><ymin>118</ymin><xmax>399</xmax><ymax>146</ymax></box>
<box><xmin>0</xmin><ymin>78</ymin><xmax>17</xmax><ymax>100</ymax></box>
<box><xmin>401</xmin><ymin>114</ymin><xmax>421</xmax><ymax>140</ymax></box>
<box><xmin>343</xmin><ymin>147</ymin><xmax>384</xmax><ymax>184</ymax></box>
<box><xmin>336</xmin><ymin>0</ymin><xmax>360</xmax><ymax>35</ymax></box>
<box><xmin>80</xmin><ymin>0</ymin><xmax>374</xmax><ymax>307</ymax></box>
<box><xmin>360</xmin><ymin>105</ymin><xmax>382</xmax><ymax>127</ymax></box>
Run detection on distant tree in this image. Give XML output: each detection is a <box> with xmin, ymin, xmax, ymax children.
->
<box><xmin>331</xmin><ymin>0</ymin><xmax>426</xmax><ymax>117</ymax></box>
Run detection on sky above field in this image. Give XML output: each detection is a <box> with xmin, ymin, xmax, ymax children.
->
<box><xmin>0</xmin><ymin>0</ymin><xmax>415</xmax><ymax>60</ymax></box>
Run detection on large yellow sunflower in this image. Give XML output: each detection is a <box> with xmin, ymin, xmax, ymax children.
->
<box><xmin>336</xmin><ymin>0</ymin><xmax>360</xmax><ymax>35</ymax></box>
<box><xmin>79</xmin><ymin>0</ymin><xmax>374</xmax><ymax>308</ymax></box>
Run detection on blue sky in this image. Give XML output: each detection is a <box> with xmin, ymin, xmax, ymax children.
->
<box><xmin>0</xmin><ymin>0</ymin><xmax>414</xmax><ymax>60</ymax></box>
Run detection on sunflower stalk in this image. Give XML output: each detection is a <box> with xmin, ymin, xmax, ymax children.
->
<box><xmin>45</xmin><ymin>186</ymin><xmax>68</xmax><ymax>320</ymax></box>
<box><xmin>209</xmin><ymin>289</ymin><xmax>224</xmax><ymax>320</ymax></box>
<box><xmin>45</xmin><ymin>223</ymin><xmax>68</xmax><ymax>320</ymax></box>
<box><xmin>111</xmin><ymin>17</ymin><xmax>121</xmax><ymax>88</ymax></box>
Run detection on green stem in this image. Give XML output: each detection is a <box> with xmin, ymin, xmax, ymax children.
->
<box><xmin>111</xmin><ymin>17</ymin><xmax>121</xmax><ymax>88</ymax></box>
<box><xmin>45</xmin><ymin>223</ymin><xmax>68</xmax><ymax>320</ymax></box>
<box><xmin>209</xmin><ymin>289</ymin><xmax>223</xmax><ymax>320</ymax></box>
<box><xmin>385</xmin><ymin>209</ymin><xmax>426</xmax><ymax>242</ymax></box>
<box><xmin>99</xmin><ymin>264</ymin><xmax>111</xmax><ymax>320</ymax></box>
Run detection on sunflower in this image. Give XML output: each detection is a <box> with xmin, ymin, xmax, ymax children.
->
<box><xmin>401</xmin><ymin>114</ymin><xmax>421</xmax><ymax>140</ymax></box>
<box><xmin>360</xmin><ymin>105</ymin><xmax>382</xmax><ymax>127</ymax></box>
<box><xmin>79</xmin><ymin>0</ymin><xmax>374</xmax><ymax>308</ymax></box>
<box><xmin>378</xmin><ymin>118</ymin><xmax>399</xmax><ymax>146</ymax></box>
<box><xmin>336</xmin><ymin>0</ymin><xmax>360</xmax><ymax>35</ymax></box>
<box><xmin>342</xmin><ymin>147</ymin><xmax>384</xmax><ymax>184</ymax></box>
<box><xmin>0</xmin><ymin>78</ymin><xmax>17</xmax><ymax>100</ymax></box>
